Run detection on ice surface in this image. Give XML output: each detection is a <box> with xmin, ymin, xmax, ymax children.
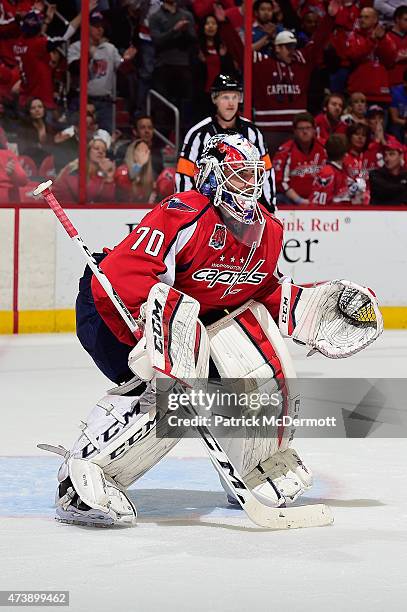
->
<box><xmin>0</xmin><ymin>333</ymin><xmax>406</xmax><ymax>612</ymax></box>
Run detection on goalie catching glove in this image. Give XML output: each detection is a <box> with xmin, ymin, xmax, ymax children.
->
<box><xmin>278</xmin><ymin>278</ymin><xmax>383</xmax><ymax>358</ymax></box>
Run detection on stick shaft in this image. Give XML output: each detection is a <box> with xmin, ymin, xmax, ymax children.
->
<box><xmin>44</xmin><ymin>189</ymin><xmax>78</xmax><ymax>238</ymax></box>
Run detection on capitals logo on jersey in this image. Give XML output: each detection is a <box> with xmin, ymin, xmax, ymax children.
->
<box><xmin>316</xmin><ymin>174</ymin><xmax>334</xmax><ymax>188</ymax></box>
<box><xmin>209</xmin><ymin>224</ymin><xmax>227</xmax><ymax>250</ymax></box>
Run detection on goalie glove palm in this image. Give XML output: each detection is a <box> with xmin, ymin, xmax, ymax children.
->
<box><xmin>279</xmin><ymin>279</ymin><xmax>383</xmax><ymax>359</ymax></box>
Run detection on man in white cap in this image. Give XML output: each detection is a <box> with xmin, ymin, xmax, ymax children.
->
<box><xmin>217</xmin><ymin>0</ymin><xmax>342</xmax><ymax>152</ymax></box>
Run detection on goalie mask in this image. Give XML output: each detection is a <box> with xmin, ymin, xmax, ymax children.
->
<box><xmin>195</xmin><ymin>134</ymin><xmax>266</xmax><ymax>246</ymax></box>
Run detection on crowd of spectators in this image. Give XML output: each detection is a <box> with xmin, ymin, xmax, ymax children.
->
<box><xmin>1</xmin><ymin>0</ymin><xmax>407</xmax><ymax>205</ymax></box>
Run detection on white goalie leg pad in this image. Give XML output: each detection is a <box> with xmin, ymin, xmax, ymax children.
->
<box><xmin>51</xmin><ymin>384</ymin><xmax>185</xmax><ymax>526</ymax></box>
<box><xmin>61</xmin><ymin>386</ymin><xmax>183</xmax><ymax>488</ymax></box>
<box><xmin>207</xmin><ymin>301</ymin><xmax>312</xmax><ymax>507</ymax></box>
<box><xmin>143</xmin><ymin>282</ymin><xmax>210</xmax><ymax>383</ymax></box>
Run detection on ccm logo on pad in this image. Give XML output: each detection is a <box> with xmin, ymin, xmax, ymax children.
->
<box><xmin>151</xmin><ymin>299</ymin><xmax>164</xmax><ymax>354</ymax></box>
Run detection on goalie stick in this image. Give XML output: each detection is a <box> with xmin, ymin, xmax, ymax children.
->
<box><xmin>34</xmin><ymin>180</ymin><xmax>333</xmax><ymax>530</ymax></box>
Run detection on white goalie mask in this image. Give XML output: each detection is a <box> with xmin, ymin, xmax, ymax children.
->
<box><xmin>195</xmin><ymin>134</ymin><xmax>266</xmax><ymax>246</ymax></box>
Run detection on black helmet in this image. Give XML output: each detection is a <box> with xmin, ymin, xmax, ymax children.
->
<box><xmin>210</xmin><ymin>74</ymin><xmax>243</xmax><ymax>96</ymax></box>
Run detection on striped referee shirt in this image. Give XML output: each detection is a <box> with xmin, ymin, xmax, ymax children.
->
<box><xmin>175</xmin><ymin>115</ymin><xmax>275</xmax><ymax>211</ymax></box>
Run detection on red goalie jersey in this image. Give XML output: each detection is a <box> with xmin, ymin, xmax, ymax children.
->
<box><xmin>92</xmin><ymin>191</ymin><xmax>284</xmax><ymax>346</ymax></box>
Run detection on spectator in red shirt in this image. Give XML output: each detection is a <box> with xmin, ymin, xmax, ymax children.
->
<box><xmin>310</xmin><ymin>134</ymin><xmax>369</xmax><ymax>205</ymax></box>
<box><xmin>386</xmin><ymin>5</ymin><xmax>407</xmax><ymax>88</ymax></box>
<box><xmin>53</xmin><ymin>134</ymin><xmax>116</xmax><ymax>204</ymax></box>
<box><xmin>0</xmin><ymin>59</ymin><xmax>19</xmax><ymax>102</ymax></box>
<box><xmin>342</xmin><ymin>6</ymin><xmax>396</xmax><ymax>104</ymax></box>
<box><xmin>273</xmin><ymin>111</ymin><xmax>327</xmax><ymax>204</ymax></box>
<box><xmin>343</xmin><ymin>122</ymin><xmax>381</xmax><ymax>182</ymax></box>
<box><xmin>13</xmin><ymin>8</ymin><xmax>82</xmax><ymax>111</ymax></box>
<box><xmin>0</xmin><ymin>146</ymin><xmax>27</xmax><ymax>203</ymax></box>
<box><xmin>329</xmin><ymin>1</ymin><xmax>363</xmax><ymax>94</ymax></box>
<box><xmin>0</xmin><ymin>0</ymin><xmax>32</xmax><ymax>66</ymax></box>
<box><xmin>155</xmin><ymin>166</ymin><xmax>176</xmax><ymax>200</ymax></box>
<box><xmin>224</xmin><ymin>2</ymin><xmax>244</xmax><ymax>34</ymax></box>
<box><xmin>315</xmin><ymin>93</ymin><xmax>348</xmax><ymax>143</ymax></box>
<box><xmin>115</xmin><ymin>139</ymin><xmax>155</xmax><ymax>203</ymax></box>
<box><xmin>192</xmin><ymin>0</ymin><xmax>235</xmax><ymax>21</ymax></box>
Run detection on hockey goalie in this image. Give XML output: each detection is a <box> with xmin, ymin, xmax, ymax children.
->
<box><xmin>43</xmin><ymin>134</ymin><xmax>383</xmax><ymax>527</ymax></box>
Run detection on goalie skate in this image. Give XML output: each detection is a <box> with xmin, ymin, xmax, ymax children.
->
<box><xmin>55</xmin><ymin>459</ymin><xmax>137</xmax><ymax>528</ymax></box>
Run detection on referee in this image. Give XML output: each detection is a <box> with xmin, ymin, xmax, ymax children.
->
<box><xmin>175</xmin><ymin>74</ymin><xmax>276</xmax><ymax>211</ymax></box>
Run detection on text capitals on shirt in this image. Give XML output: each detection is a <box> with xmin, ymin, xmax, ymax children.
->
<box><xmin>267</xmin><ymin>84</ymin><xmax>301</xmax><ymax>96</ymax></box>
<box><xmin>191</xmin><ymin>259</ymin><xmax>268</xmax><ymax>290</ymax></box>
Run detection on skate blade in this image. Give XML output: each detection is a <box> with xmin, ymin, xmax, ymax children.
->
<box><xmin>56</xmin><ymin>516</ymin><xmax>113</xmax><ymax>528</ymax></box>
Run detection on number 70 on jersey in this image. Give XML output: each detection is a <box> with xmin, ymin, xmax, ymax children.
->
<box><xmin>131</xmin><ymin>226</ymin><xmax>165</xmax><ymax>257</ymax></box>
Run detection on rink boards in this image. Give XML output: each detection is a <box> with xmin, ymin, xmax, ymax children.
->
<box><xmin>1</xmin><ymin>206</ymin><xmax>406</xmax><ymax>333</ymax></box>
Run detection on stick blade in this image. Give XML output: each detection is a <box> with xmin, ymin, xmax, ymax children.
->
<box><xmin>245</xmin><ymin>501</ymin><xmax>334</xmax><ymax>530</ymax></box>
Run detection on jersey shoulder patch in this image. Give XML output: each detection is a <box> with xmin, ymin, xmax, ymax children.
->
<box><xmin>162</xmin><ymin>197</ymin><xmax>198</xmax><ymax>212</ymax></box>
<box><xmin>162</xmin><ymin>190</ymin><xmax>210</xmax><ymax>213</ymax></box>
